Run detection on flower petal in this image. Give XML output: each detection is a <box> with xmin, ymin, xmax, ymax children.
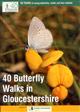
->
<box><xmin>41</xmin><ymin>50</ymin><xmax>63</xmax><ymax>68</ymax></box>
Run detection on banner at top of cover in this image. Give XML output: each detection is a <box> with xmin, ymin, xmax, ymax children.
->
<box><xmin>1</xmin><ymin>0</ymin><xmax>80</xmax><ymax>6</ymax></box>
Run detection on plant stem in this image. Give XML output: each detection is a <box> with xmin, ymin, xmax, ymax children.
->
<box><xmin>53</xmin><ymin>45</ymin><xmax>79</xmax><ymax>51</ymax></box>
<box><xmin>0</xmin><ymin>48</ymin><xmax>24</xmax><ymax>57</ymax></box>
<box><xmin>0</xmin><ymin>16</ymin><xmax>24</xmax><ymax>47</ymax></box>
<box><xmin>73</xmin><ymin>78</ymin><xmax>80</xmax><ymax>100</ymax></box>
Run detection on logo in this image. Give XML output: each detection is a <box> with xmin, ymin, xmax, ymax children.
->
<box><xmin>27</xmin><ymin>106</ymin><xmax>52</xmax><ymax>112</ymax></box>
<box><xmin>2</xmin><ymin>2</ymin><xmax>19</xmax><ymax>12</ymax></box>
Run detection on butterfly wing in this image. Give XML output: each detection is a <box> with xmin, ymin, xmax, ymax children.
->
<box><xmin>32</xmin><ymin>29</ymin><xmax>53</xmax><ymax>52</ymax></box>
<box><xmin>28</xmin><ymin>17</ymin><xmax>45</xmax><ymax>47</ymax></box>
<box><xmin>37</xmin><ymin>49</ymin><xmax>48</xmax><ymax>53</ymax></box>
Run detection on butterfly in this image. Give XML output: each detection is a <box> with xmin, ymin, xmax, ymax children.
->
<box><xmin>26</xmin><ymin>17</ymin><xmax>53</xmax><ymax>53</ymax></box>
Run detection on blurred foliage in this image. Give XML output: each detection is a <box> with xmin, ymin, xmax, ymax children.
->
<box><xmin>0</xmin><ymin>6</ymin><xmax>80</xmax><ymax>105</ymax></box>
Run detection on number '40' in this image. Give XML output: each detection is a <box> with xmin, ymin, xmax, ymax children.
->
<box><xmin>2</xmin><ymin>74</ymin><xmax>11</xmax><ymax>82</ymax></box>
